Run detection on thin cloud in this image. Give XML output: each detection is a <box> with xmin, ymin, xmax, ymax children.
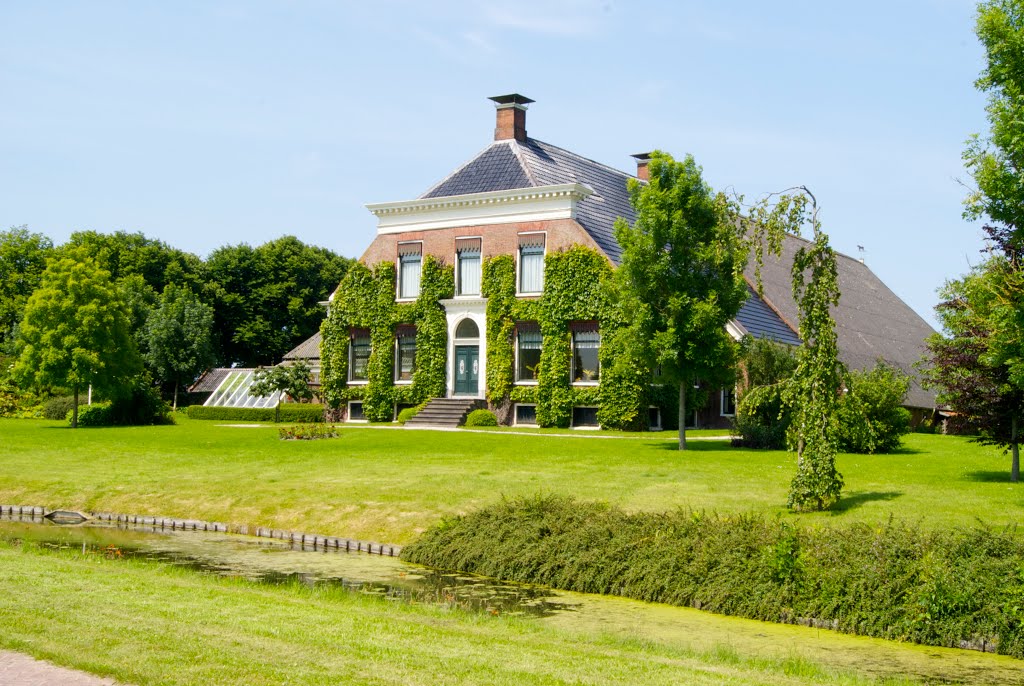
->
<box><xmin>480</xmin><ymin>1</ymin><xmax>604</xmax><ymax>36</ymax></box>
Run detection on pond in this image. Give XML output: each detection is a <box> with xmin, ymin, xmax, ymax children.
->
<box><xmin>1</xmin><ymin>514</ymin><xmax>1022</xmax><ymax>685</ymax></box>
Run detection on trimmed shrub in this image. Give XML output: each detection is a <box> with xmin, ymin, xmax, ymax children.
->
<box><xmin>279</xmin><ymin>424</ymin><xmax>339</xmax><ymax>440</ymax></box>
<box><xmin>464</xmin><ymin>409</ymin><xmax>497</xmax><ymax>427</ymax></box>
<box><xmin>70</xmin><ymin>403</ymin><xmax>114</xmax><ymax>427</ymax></box>
<box><xmin>43</xmin><ymin>396</ymin><xmax>76</xmax><ymax>420</ymax></box>
<box><xmin>397</xmin><ymin>404</ymin><xmax>424</xmax><ymax>425</ymax></box>
<box><xmin>403</xmin><ymin>495</ymin><xmax>1024</xmax><ymax>658</ymax></box>
<box><xmin>186</xmin><ymin>404</ymin><xmax>324</xmax><ymax>423</ymax></box>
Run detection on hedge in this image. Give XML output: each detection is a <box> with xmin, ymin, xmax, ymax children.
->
<box><xmin>402</xmin><ymin>495</ymin><xmax>1024</xmax><ymax>657</ymax></box>
<box><xmin>186</xmin><ymin>404</ymin><xmax>325</xmax><ymax>423</ymax></box>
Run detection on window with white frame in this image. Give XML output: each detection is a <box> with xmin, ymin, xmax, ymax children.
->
<box><xmin>721</xmin><ymin>387</ymin><xmax>737</xmax><ymax>416</ymax></box>
<box><xmin>349</xmin><ymin>330</ymin><xmax>371</xmax><ymax>382</ymax></box>
<box><xmin>571</xmin><ymin>325</ymin><xmax>600</xmax><ymax>383</ymax></box>
<box><xmin>398</xmin><ymin>243</ymin><xmax>422</xmax><ymax>299</ymax></box>
<box><xmin>515</xmin><ymin>324</ymin><xmax>542</xmax><ymax>382</ymax></box>
<box><xmin>572</xmin><ymin>406</ymin><xmax>599</xmax><ymax>427</ymax></box>
<box><xmin>395</xmin><ymin>326</ymin><xmax>416</xmax><ymax>383</ymax></box>
<box><xmin>518</xmin><ymin>234</ymin><xmax>545</xmax><ymax>294</ymax></box>
<box><xmin>514</xmin><ymin>404</ymin><xmax>537</xmax><ymax>426</ymax></box>
<box><xmin>456</xmin><ymin>238</ymin><xmax>481</xmax><ymax>296</ymax></box>
<box><xmin>347</xmin><ymin>401</ymin><xmax>366</xmax><ymax>421</ymax></box>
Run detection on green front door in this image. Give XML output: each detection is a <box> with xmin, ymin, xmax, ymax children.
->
<box><xmin>454</xmin><ymin>345</ymin><xmax>479</xmax><ymax>395</ymax></box>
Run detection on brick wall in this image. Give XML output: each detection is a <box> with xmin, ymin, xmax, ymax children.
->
<box><xmin>359</xmin><ymin>218</ymin><xmax>610</xmax><ymax>268</ymax></box>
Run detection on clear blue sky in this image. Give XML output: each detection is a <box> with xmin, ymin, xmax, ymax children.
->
<box><xmin>0</xmin><ymin>1</ymin><xmax>990</xmax><ymax>328</ymax></box>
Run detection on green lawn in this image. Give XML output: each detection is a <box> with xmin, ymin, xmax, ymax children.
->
<box><xmin>0</xmin><ymin>538</ymin><xmax>913</xmax><ymax>686</ymax></box>
<box><xmin>0</xmin><ymin>418</ymin><xmax>1019</xmax><ymax>544</ymax></box>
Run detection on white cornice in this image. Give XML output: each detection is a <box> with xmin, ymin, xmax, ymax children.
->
<box><xmin>367</xmin><ymin>183</ymin><xmax>593</xmax><ymax>234</ymax></box>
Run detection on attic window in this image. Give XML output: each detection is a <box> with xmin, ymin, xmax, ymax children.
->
<box><xmin>398</xmin><ymin>242</ymin><xmax>422</xmax><ymax>300</ymax></box>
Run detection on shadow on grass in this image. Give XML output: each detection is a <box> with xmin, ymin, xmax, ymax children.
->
<box><xmin>654</xmin><ymin>441</ymin><xmax>736</xmax><ymax>452</ymax></box>
<box><xmin>962</xmin><ymin>470</ymin><xmax>1017</xmax><ymax>483</ymax></box>
<box><xmin>830</xmin><ymin>490</ymin><xmax>903</xmax><ymax>514</ymax></box>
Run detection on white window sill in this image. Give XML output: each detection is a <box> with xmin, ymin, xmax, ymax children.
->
<box><xmin>394</xmin><ymin>380</ymin><xmax>413</xmax><ymax>385</ymax></box>
<box><xmin>572</xmin><ymin>381</ymin><xmax>600</xmax><ymax>387</ymax></box>
<box><xmin>514</xmin><ymin>380</ymin><xmax>539</xmax><ymax>386</ymax></box>
<box><xmin>347</xmin><ymin>380</ymin><xmax>369</xmax><ymax>386</ymax></box>
<box><xmin>346</xmin><ymin>419</ymin><xmax>368</xmax><ymax>424</ymax></box>
<box><xmin>516</xmin><ymin>292</ymin><xmax>543</xmax><ymax>298</ymax></box>
<box><xmin>513</xmin><ymin>423</ymin><xmax>538</xmax><ymax>428</ymax></box>
<box><xmin>720</xmin><ymin>413</ymin><xmax>736</xmax><ymax>418</ymax></box>
<box><xmin>396</xmin><ymin>297</ymin><xmax>417</xmax><ymax>303</ymax></box>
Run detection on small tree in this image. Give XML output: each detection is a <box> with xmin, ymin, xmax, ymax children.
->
<box><xmin>249</xmin><ymin>361</ymin><xmax>313</xmax><ymax>422</ymax></box>
<box><xmin>13</xmin><ymin>255</ymin><xmax>141</xmax><ymax>427</ymax></box>
<box><xmin>924</xmin><ymin>264</ymin><xmax>1023</xmax><ymax>481</ymax></box>
<box><xmin>747</xmin><ymin>190</ymin><xmax>844</xmax><ymax>511</ymax></box>
<box><xmin>733</xmin><ymin>337</ymin><xmax>798</xmax><ymax>449</ymax></box>
<box><xmin>144</xmin><ymin>283</ymin><xmax>216</xmax><ymax>409</ymax></box>
<box><xmin>612</xmin><ymin>152</ymin><xmax>749</xmax><ymax>450</ymax></box>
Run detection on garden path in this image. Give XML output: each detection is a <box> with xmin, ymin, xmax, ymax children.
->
<box><xmin>0</xmin><ymin>649</ymin><xmax>119</xmax><ymax>685</ymax></box>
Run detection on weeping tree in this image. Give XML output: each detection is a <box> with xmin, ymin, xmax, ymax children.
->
<box><xmin>747</xmin><ymin>189</ymin><xmax>844</xmax><ymax>511</ymax></box>
<box><xmin>612</xmin><ymin>152</ymin><xmax>749</xmax><ymax>450</ymax></box>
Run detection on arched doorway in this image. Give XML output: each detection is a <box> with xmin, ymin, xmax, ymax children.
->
<box><xmin>453</xmin><ymin>318</ymin><xmax>480</xmax><ymax>396</ymax></box>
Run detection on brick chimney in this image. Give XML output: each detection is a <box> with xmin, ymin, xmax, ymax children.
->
<box><xmin>489</xmin><ymin>93</ymin><xmax>534</xmax><ymax>142</ymax></box>
<box><xmin>631</xmin><ymin>152</ymin><xmax>652</xmax><ymax>181</ymax></box>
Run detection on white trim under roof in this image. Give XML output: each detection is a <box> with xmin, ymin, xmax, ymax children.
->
<box><xmin>367</xmin><ymin>183</ymin><xmax>594</xmax><ymax>234</ymax></box>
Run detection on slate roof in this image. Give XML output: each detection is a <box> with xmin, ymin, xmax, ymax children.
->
<box><xmin>283</xmin><ymin>331</ymin><xmax>322</xmax><ymax>360</ymax></box>
<box><xmin>744</xmin><ymin>235</ymin><xmax>937</xmax><ymax>409</ymax></box>
<box><xmin>422</xmin><ymin>138</ymin><xmax>637</xmax><ymax>263</ymax></box>
<box><xmin>734</xmin><ymin>286</ymin><xmax>802</xmax><ymax>347</ymax></box>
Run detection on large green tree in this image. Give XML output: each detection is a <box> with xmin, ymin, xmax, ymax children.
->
<box><xmin>60</xmin><ymin>230</ymin><xmax>208</xmax><ymax>295</ymax></box>
<box><xmin>612</xmin><ymin>152</ymin><xmax>749</xmax><ymax>450</ymax></box>
<box><xmin>13</xmin><ymin>255</ymin><xmax>141</xmax><ymax>427</ymax></box>
<box><xmin>923</xmin><ymin>0</ymin><xmax>1024</xmax><ymax>482</ymax></box>
<box><xmin>206</xmin><ymin>236</ymin><xmax>352</xmax><ymax>367</ymax></box>
<box><xmin>144</xmin><ymin>284</ymin><xmax>216</xmax><ymax>409</ymax></box>
<box><xmin>0</xmin><ymin>226</ymin><xmax>54</xmax><ymax>346</ymax></box>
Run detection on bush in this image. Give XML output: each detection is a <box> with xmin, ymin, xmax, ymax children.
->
<box><xmin>464</xmin><ymin>409</ymin><xmax>497</xmax><ymax>427</ymax></box>
<box><xmin>836</xmin><ymin>362</ymin><xmax>911</xmax><ymax>453</ymax></box>
<box><xmin>186</xmin><ymin>404</ymin><xmax>325</xmax><ymax>423</ymax></box>
<box><xmin>70</xmin><ymin>403</ymin><xmax>114</xmax><ymax>427</ymax></box>
<box><xmin>396</xmin><ymin>404</ymin><xmax>424</xmax><ymax>425</ymax></box>
<box><xmin>43</xmin><ymin>396</ymin><xmax>76</xmax><ymax>420</ymax></box>
<box><xmin>279</xmin><ymin>424</ymin><xmax>339</xmax><ymax>440</ymax></box>
<box><xmin>107</xmin><ymin>377</ymin><xmax>174</xmax><ymax>426</ymax></box>
<box><xmin>733</xmin><ymin>384</ymin><xmax>789</xmax><ymax>449</ymax></box>
<box><xmin>403</xmin><ymin>495</ymin><xmax>1024</xmax><ymax>658</ymax></box>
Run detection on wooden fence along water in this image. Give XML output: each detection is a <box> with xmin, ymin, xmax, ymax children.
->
<box><xmin>0</xmin><ymin>504</ymin><xmax>401</xmax><ymax>557</ymax></box>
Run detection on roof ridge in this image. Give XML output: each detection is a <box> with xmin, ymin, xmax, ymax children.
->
<box><xmin>508</xmin><ymin>140</ymin><xmax>539</xmax><ymax>187</ymax></box>
<box><xmin>527</xmin><ymin>137</ymin><xmax>638</xmax><ymax>182</ymax></box>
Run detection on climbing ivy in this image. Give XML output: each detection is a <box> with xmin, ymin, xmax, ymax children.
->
<box><xmin>319</xmin><ymin>256</ymin><xmax>452</xmax><ymax>422</ymax></box>
<box><xmin>482</xmin><ymin>246</ymin><xmax>628</xmax><ymax>428</ymax></box>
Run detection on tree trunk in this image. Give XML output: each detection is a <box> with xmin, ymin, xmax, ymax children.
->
<box><xmin>173</xmin><ymin>381</ymin><xmax>179</xmax><ymax>411</ymax></box>
<box><xmin>1012</xmin><ymin>416</ymin><xmax>1019</xmax><ymax>483</ymax></box>
<box><xmin>678</xmin><ymin>382</ymin><xmax>687</xmax><ymax>451</ymax></box>
<box><xmin>72</xmin><ymin>385</ymin><xmax>79</xmax><ymax>429</ymax></box>
<box><xmin>275</xmin><ymin>399</ymin><xmax>281</xmax><ymax>423</ymax></box>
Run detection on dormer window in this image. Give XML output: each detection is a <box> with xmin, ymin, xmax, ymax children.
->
<box><xmin>518</xmin><ymin>233</ymin><xmax>545</xmax><ymax>294</ymax></box>
<box><xmin>456</xmin><ymin>237</ymin><xmax>482</xmax><ymax>296</ymax></box>
<box><xmin>398</xmin><ymin>242</ymin><xmax>422</xmax><ymax>300</ymax></box>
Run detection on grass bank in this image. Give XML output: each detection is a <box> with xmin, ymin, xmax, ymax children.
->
<box><xmin>0</xmin><ymin>539</ymin><xmax>908</xmax><ymax>686</ymax></box>
<box><xmin>0</xmin><ymin>418</ymin><xmax>1019</xmax><ymax>544</ymax></box>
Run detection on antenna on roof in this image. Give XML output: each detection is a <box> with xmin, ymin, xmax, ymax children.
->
<box><xmin>857</xmin><ymin>245</ymin><xmax>866</xmax><ymax>264</ymax></box>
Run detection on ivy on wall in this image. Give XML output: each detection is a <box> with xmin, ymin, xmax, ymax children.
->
<box><xmin>319</xmin><ymin>256</ymin><xmax>452</xmax><ymax>422</ymax></box>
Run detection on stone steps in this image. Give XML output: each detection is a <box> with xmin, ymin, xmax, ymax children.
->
<box><xmin>404</xmin><ymin>398</ymin><xmax>485</xmax><ymax>428</ymax></box>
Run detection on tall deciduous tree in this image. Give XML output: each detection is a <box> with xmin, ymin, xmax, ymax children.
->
<box><xmin>249</xmin><ymin>361</ymin><xmax>313</xmax><ymax>423</ymax></box>
<box><xmin>144</xmin><ymin>283</ymin><xmax>216</xmax><ymax>409</ymax></box>
<box><xmin>13</xmin><ymin>255</ymin><xmax>141</xmax><ymax>427</ymax></box>
<box><xmin>206</xmin><ymin>236</ymin><xmax>352</xmax><ymax>367</ymax></box>
<box><xmin>612</xmin><ymin>152</ymin><xmax>749</xmax><ymax>450</ymax></box>
<box><xmin>924</xmin><ymin>0</ymin><xmax>1024</xmax><ymax>482</ymax></box>
<box><xmin>0</xmin><ymin>226</ymin><xmax>53</xmax><ymax>346</ymax></box>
